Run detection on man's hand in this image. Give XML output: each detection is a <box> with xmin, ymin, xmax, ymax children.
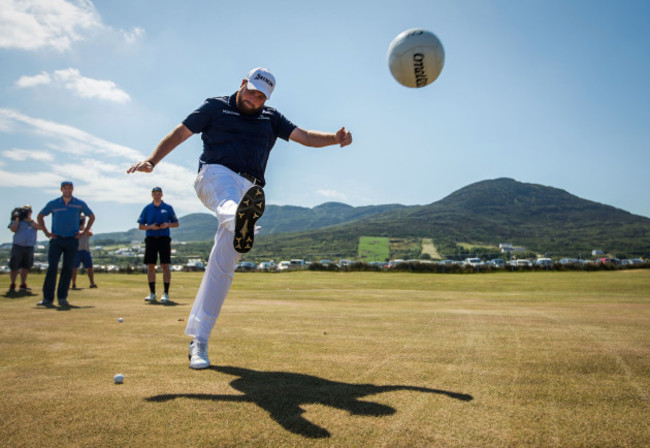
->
<box><xmin>127</xmin><ymin>161</ymin><xmax>155</xmax><ymax>174</ymax></box>
<box><xmin>335</xmin><ymin>127</ymin><xmax>353</xmax><ymax>147</ymax></box>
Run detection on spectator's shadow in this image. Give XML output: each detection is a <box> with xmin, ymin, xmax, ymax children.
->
<box><xmin>3</xmin><ymin>290</ymin><xmax>36</xmax><ymax>299</ymax></box>
<box><xmin>146</xmin><ymin>365</ymin><xmax>473</xmax><ymax>439</ymax></box>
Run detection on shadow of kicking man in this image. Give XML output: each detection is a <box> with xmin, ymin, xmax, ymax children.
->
<box><xmin>146</xmin><ymin>365</ymin><xmax>473</xmax><ymax>439</ymax></box>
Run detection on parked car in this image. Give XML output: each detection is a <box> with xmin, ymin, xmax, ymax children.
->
<box><xmin>277</xmin><ymin>261</ymin><xmax>291</xmax><ymax>271</ymax></box>
<box><xmin>463</xmin><ymin>257</ymin><xmax>482</xmax><ymax>267</ymax></box>
<box><xmin>535</xmin><ymin>258</ymin><xmax>554</xmax><ymax>267</ymax></box>
<box><xmin>290</xmin><ymin>259</ymin><xmax>306</xmax><ymax>270</ymax></box>
<box><xmin>235</xmin><ymin>261</ymin><xmax>256</xmax><ymax>272</ymax></box>
<box><xmin>489</xmin><ymin>259</ymin><xmax>506</xmax><ymax>268</ymax></box>
<box><xmin>257</xmin><ymin>261</ymin><xmax>276</xmax><ymax>271</ymax></box>
<box><xmin>596</xmin><ymin>257</ymin><xmax>620</xmax><ymax>265</ymax></box>
<box><xmin>559</xmin><ymin>258</ymin><xmax>580</xmax><ymax>265</ymax></box>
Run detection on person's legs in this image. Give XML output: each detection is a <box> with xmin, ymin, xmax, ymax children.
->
<box><xmin>186</xmin><ymin>165</ymin><xmax>251</xmax><ymax>368</ymax></box>
<box><xmin>147</xmin><ymin>264</ymin><xmax>157</xmax><ymax>283</ymax></box>
<box><xmin>145</xmin><ymin>263</ymin><xmax>157</xmax><ymax>301</ymax></box>
<box><xmin>19</xmin><ymin>247</ymin><xmax>33</xmax><ymax>290</ymax></box>
<box><xmin>42</xmin><ymin>239</ymin><xmax>64</xmax><ymax>303</ymax></box>
<box><xmin>83</xmin><ymin>250</ymin><xmax>96</xmax><ymax>286</ymax></box>
<box><xmin>185</xmin><ymin>225</ymin><xmax>241</xmax><ymax>342</ymax></box>
<box><xmin>9</xmin><ymin>270</ymin><xmax>18</xmax><ymax>290</ymax></box>
<box><xmin>19</xmin><ymin>268</ymin><xmax>29</xmax><ymax>288</ymax></box>
<box><xmin>87</xmin><ymin>267</ymin><xmax>96</xmax><ymax>286</ymax></box>
<box><xmin>71</xmin><ymin>250</ymin><xmax>81</xmax><ymax>287</ymax></box>
<box><xmin>9</xmin><ymin>246</ymin><xmax>20</xmax><ymax>290</ymax></box>
<box><xmin>57</xmin><ymin>238</ymin><xmax>78</xmax><ymax>303</ymax></box>
<box><xmin>161</xmin><ymin>264</ymin><xmax>171</xmax><ymax>283</ymax></box>
<box><xmin>161</xmin><ymin>263</ymin><xmax>171</xmax><ymax>303</ymax></box>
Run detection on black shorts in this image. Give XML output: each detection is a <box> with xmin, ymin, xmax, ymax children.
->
<box><xmin>9</xmin><ymin>245</ymin><xmax>34</xmax><ymax>270</ymax></box>
<box><xmin>144</xmin><ymin>236</ymin><xmax>172</xmax><ymax>265</ymax></box>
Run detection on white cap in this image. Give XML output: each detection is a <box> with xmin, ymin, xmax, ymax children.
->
<box><xmin>245</xmin><ymin>67</ymin><xmax>276</xmax><ymax>99</ymax></box>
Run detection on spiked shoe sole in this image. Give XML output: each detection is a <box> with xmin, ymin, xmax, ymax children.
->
<box><xmin>233</xmin><ymin>186</ymin><xmax>265</xmax><ymax>253</ymax></box>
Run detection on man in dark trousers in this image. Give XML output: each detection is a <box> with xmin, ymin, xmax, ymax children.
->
<box><xmin>37</xmin><ymin>181</ymin><xmax>94</xmax><ymax>307</ymax></box>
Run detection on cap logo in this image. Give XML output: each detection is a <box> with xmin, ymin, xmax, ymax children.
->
<box><xmin>254</xmin><ymin>73</ymin><xmax>274</xmax><ymax>88</ymax></box>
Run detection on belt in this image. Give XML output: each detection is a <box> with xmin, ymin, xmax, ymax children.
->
<box><xmin>198</xmin><ymin>162</ymin><xmax>263</xmax><ymax>186</ymax></box>
<box><xmin>237</xmin><ymin>172</ymin><xmax>262</xmax><ymax>185</ymax></box>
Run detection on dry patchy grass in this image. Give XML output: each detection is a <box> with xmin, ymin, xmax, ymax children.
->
<box><xmin>0</xmin><ymin>270</ymin><xmax>648</xmax><ymax>447</ymax></box>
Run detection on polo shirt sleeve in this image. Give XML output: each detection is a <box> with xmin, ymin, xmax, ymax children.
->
<box><xmin>273</xmin><ymin>111</ymin><xmax>297</xmax><ymax>141</ymax></box>
<box><xmin>80</xmin><ymin>200</ymin><xmax>93</xmax><ymax>217</ymax></box>
<box><xmin>39</xmin><ymin>199</ymin><xmax>55</xmax><ymax>216</ymax></box>
<box><xmin>183</xmin><ymin>99</ymin><xmax>215</xmax><ymax>134</ymax></box>
<box><xmin>137</xmin><ymin>205</ymin><xmax>148</xmax><ymax>225</ymax></box>
<box><xmin>167</xmin><ymin>205</ymin><xmax>178</xmax><ymax>223</ymax></box>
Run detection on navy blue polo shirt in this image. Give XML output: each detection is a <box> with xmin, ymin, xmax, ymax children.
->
<box><xmin>40</xmin><ymin>197</ymin><xmax>93</xmax><ymax>238</ymax></box>
<box><xmin>137</xmin><ymin>201</ymin><xmax>178</xmax><ymax>237</ymax></box>
<box><xmin>182</xmin><ymin>93</ymin><xmax>297</xmax><ymax>186</ymax></box>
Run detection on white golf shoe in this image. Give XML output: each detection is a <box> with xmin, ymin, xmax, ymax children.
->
<box><xmin>188</xmin><ymin>339</ymin><xmax>210</xmax><ymax>370</ymax></box>
<box><xmin>144</xmin><ymin>293</ymin><xmax>156</xmax><ymax>302</ymax></box>
<box><xmin>161</xmin><ymin>292</ymin><xmax>169</xmax><ymax>304</ymax></box>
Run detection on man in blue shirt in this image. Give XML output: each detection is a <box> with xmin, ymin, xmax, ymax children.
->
<box><xmin>137</xmin><ymin>186</ymin><xmax>179</xmax><ymax>304</ymax></box>
<box><xmin>127</xmin><ymin>67</ymin><xmax>352</xmax><ymax>369</ymax></box>
<box><xmin>8</xmin><ymin>205</ymin><xmax>42</xmax><ymax>293</ymax></box>
<box><xmin>37</xmin><ymin>181</ymin><xmax>94</xmax><ymax>307</ymax></box>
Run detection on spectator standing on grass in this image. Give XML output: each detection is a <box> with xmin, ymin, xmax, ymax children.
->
<box><xmin>137</xmin><ymin>186</ymin><xmax>179</xmax><ymax>304</ymax></box>
<box><xmin>71</xmin><ymin>214</ymin><xmax>97</xmax><ymax>289</ymax></box>
<box><xmin>37</xmin><ymin>181</ymin><xmax>94</xmax><ymax>308</ymax></box>
<box><xmin>7</xmin><ymin>205</ymin><xmax>42</xmax><ymax>293</ymax></box>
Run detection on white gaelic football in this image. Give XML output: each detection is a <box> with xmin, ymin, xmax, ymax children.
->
<box><xmin>388</xmin><ymin>28</ymin><xmax>445</xmax><ymax>88</ymax></box>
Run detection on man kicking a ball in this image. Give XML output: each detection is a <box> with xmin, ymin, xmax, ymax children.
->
<box><xmin>127</xmin><ymin>67</ymin><xmax>352</xmax><ymax>369</ymax></box>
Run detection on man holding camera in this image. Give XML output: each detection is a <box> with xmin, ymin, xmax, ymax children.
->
<box><xmin>8</xmin><ymin>205</ymin><xmax>42</xmax><ymax>293</ymax></box>
<box><xmin>37</xmin><ymin>181</ymin><xmax>94</xmax><ymax>308</ymax></box>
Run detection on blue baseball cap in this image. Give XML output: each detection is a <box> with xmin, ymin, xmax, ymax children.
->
<box><xmin>61</xmin><ymin>181</ymin><xmax>73</xmax><ymax>187</ymax></box>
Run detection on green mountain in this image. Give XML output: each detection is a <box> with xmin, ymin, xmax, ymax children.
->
<box><xmin>252</xmin><ymin>178</ymin><xmax>650</xmax><ymax>259</ymax></box>
<box><xmin>94</xmin><ymin>178</ymin><xmax>650</xmax><ymax>259</ymax></box>
<box><xmin>92</xmin><ymin>204</ymin><xmax>405</xmax><ymax>244</ymax></box>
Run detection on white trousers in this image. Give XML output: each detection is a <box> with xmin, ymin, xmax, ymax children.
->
<box><xmin>184</xmin><ymin>164</ymin><xmax>254</xmax><ymax>343</ymax></box>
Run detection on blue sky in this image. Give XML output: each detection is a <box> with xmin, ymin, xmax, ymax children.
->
<box><xmin>1</xmin><ymin>0</ymin><xmax>649</xmax><ymax>244</ymax></box>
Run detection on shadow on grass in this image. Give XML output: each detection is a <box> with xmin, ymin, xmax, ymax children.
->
<box><xmin>146</xmin><ymin>365</ymin><xmax>473</xmax><ymax>439</ymax></box>
<box><xmin>2</xmin><ymin>290</ymin><xmax>37</xmax><ymax>299</ymax></box>
<box><xmin>144</xmin><ymin>301</ymin><xmax>184</xmax><ymax>307</ymax></box>
<box><xmin>31</xmin><ymin>303</ymin><xmax>95</xmax><ymax>311</ymax></box>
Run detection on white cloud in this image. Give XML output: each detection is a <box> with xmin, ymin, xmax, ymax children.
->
<box><xmin>0</xmin><ymin>108</ymin><xmax>202</xmax><ymax>214</ymax></box>
<box><xmin>15</xmin><ymin>68</ymin><xmax>131</xmax><ymax>103</ymax></box>
<box><xmin>0</xmin><ymin>108</ymin><xmax>140</xmax><ymax>158</ymax></box>
<box><xmin>121</xmin><ymin>26</ymin><xmax>145</xmax><ymax>44</ymax></box>
<box><xmin>3</xmin><ymin>148</ymin><xmax>54</xmax><ymax>161</ymax></box>
<box><xmin>15</xmin><ymin>71</ymin><xmax>52</xmax><ymax>88</ymax></box>
<box><xmin>0</xmin><ymin>0</ymin><xmax>102</xmax><ymax>52</ymax></box>
<box><xmin>316</xmin><ymin>189</ymin><xmax>348</xmax><ymax>202</ymax></box>
<box><xmin>0</xmin><ymin>0</ymin><xmax>145</xmax><ymax>51</ymax></box>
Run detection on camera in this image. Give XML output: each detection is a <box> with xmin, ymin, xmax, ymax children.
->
<box><xmin>11</xmin><ymin>206</ymin><xmax>31</xmax><ymax>221</ymax></box>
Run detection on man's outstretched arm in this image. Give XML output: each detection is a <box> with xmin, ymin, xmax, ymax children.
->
<box><xmin>127</xmin><ymin>124</ymin><xmax>194</xmax><ymax>174</ymax></box>
<box><xmin>289</xmin><ymin>126</ymin><xmax>352</xmax><ymax>148</ymax></box>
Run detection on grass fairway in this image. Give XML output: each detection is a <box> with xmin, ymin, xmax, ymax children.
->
<box><xmin>1</xmin><ymin>270</ymin><xmax>649</xmax><ymax>447</ymax></box>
